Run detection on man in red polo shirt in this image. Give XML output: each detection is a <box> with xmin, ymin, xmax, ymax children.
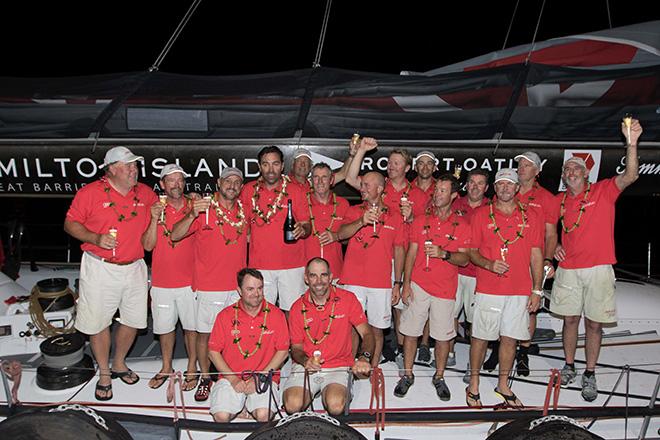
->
<box><xmin>240</xmin><ymin>146</ymin><xmax>311</xmax><ymax>312</ymax></box>
<box><xmin>338</xmin><ymin>171</ymin><xmax>406</xmax><ymax>368</ymax></box>
<box><xmin>411</xmin><ymin>150</ymin><xmax>438</xmax><ymax>201</ymax></box>
<box><xmin>551</xmin><ymin>119</ymin><xmax>642</xmax><ymax>402</ymax></box>
<box><xmin>208</xmin><ymin>268</ymin><xmax>289</xmax><ymax>422</ymax></box>
<box><xmin>284</xmin><ymin>257</ymin><xmax>374</xmax><ymax>416</ymax></box>
<box><xmin>141</xmin><ymin>164</ymin><xmax>198</xmax><ymax>391</ymax></box>
<box><xmin>171</xmin><ymin>167</ymin><xmax>250</xmax><ymax>402</ymax></box>
<box><xmin>303</xmin><ymin>163</ymin><xmax>350</xmax><ymax>278</ymax></box>
<box><xmin>452</xmin><ymin>169</ymin><xmax>489</xmax><ymax>372</ymax></box>
<box><xmin>64</xmin><ymin>146</ymin><xmax>157</xmax><ymax>401</ymax></box>
<box><xmin>395</xmin><ymin>175</ymin><xmax>470</xmax><ymax>401</ymax></box>
<box><xmin>466</xmin><ymin>168</ymin><xmax>544</xmax><ymax>408</ymax></box>
<box><xmin>513</xmin><ymin>151</ymin><xmax>559</xmax><ymax>376</ymax></box>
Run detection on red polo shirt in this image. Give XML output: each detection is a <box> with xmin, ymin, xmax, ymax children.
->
<box><xmin>151</xmin><ymin>199</ymin><xmax>194</xmax><ymax>289</ymax></box>
<box><xmin>517</xmin><ymin>183</ymin><xmax>559</xmax><ymax>236</ymax></box>
<box><xmin>240</xmin><ymin>177</ymin><xmax>310</xmax><ymax>270</ymax></box>
<box><xmin>288</xmin><ymin>173</ymin><xmax>312</xmax><ymax>193</ymax></box>
<box><xmin>66</xmin><ymin>178</ymin><xmax>157</xmax><ymax>262</ymax></box>
<box><xmin>452</xmin><ymin>195</ymin><xmax>489</xmax><ymax>277</ymax></box>
<box><xmin>412</xmin><ymin>177</ymin><xmax>435</xmax><ymax>201</ymax></box>
<box><xmin>189</xmin><ymin>199</ymin><xmax>250</xmax><ymax>292</ymax></box>
<box><xmin>288</xmin><ymin>287</ymin><xmax>367</xmax><ymax>369</ymax></box>
<box><xmin>410</xmin><ymin>212</ymin><xmax>471</xmax><ymax>299</ymax></box>
<box><xmin>470</xmin><ymin>203</ymin><xmax>543</xmax><ymax>296</ymax></box>
<box><xmin>339</xmin><ymin>204</ymin><xmax>406</xmax><ymax>289</ymax></box>
<box><xmin>303</xmin><ymin>192</ymin><xmax>350</xmax><ymax>277</ymax></box>
<box><xmin>382</xmin><ymin>179</ymin><xmax>428</xmax><ymax>219</ymax></box>
<box><xmin>208</xmin><ymin>300</ymin><xmax>289</xmax><ymax>383</ymax></box>
<box><xmin>557</xmin><ymin>177</ymin><xmax>621</xmax><ymax>269</ymax></box>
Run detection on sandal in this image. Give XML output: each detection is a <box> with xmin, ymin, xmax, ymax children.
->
<box><xmin>95</xmin><ymin>381</ymin><xmax>113</xmax><ymax>401</ymax></box>
<box><xmin>195</xmin><ymin>377</ymin><xmax>212</xmax><ymax>402</ymax></box>
<box><xmin>465</xmin><ymin>387</ymin><xmax>482</xmax><ymax>408</ymax></box>
<box><xmin>111</xmin><ymin>369</ymin><xmax>140</xmax><ymax>385</ymax></box>
<box><xmin>494</xmin><ymin>387</ymin><xmax>524</xmax><ymax>408</ymax></box>
<box><xmin>182</xmin><ymin>370</ymin><xmax>200</xmax><ymax>392</ymax></box>
<box><xmin>148</xmin><ymin>372</ymin><xmax>171</xmax><ymax>390</ymax></box>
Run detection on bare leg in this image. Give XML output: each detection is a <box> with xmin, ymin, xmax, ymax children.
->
<box><xmin>158</xmin><ymin>331</ymin><xmax>176</xmax><ymax>373</ymax></box>
<box><xmin>372</xmin><ymin>326</ymin><xmax>384</xmax><ymax>369</ymax></box>
<box><xmin>468</xmin><ymin>337</ymin><xmax>488</xmax><ymax>395</ymax></box>
<box><xmin>111</xmin><ymin>324</ymin><xmax>138</xmax><ymax>371</ymax></box>
<box><xmin>584</xmin><ymin>317</ymin><xmax>603</xmax><ymax>371</ymax></box>
<box><xmin>393</xmin><ymin>309</ymin><xmax>403</xmax><ymax>348</ymax></box>
<box><xmin>402</xmin><ymin>335</ymin><xmax>417</xmax><ymax>376</ymax></box>
<box><xmin>322</xmin><ymin>383</ymin><xmax>348</xmax><ymax>416</ymax></box>
<box><xmin>421</xmin><ymin>320</ymin><xmax>430</xmax><ymax>346</ymax></box>
<box><xmin>562</xmin><ymin>315</ymin><xmax>581</xmax><ymax>364</ymax></box>
<box><xmin>449</xmin><ymin>318</ymin><xmax>457</xmax><ymax>354</ymax></box>
<box><xmin>434</xmin><ymin>340</ymin><xmax>450</xmax><ymax>378</ymax></box>
<box><xmin>197</xmin><ymin>332</ymin><xmax>211</xmax><ymax>378</ymax></box>
<box><xmin>519</xmin><ymin>313</ymin><xmax>536</xmax><ymax>348</ymax></box>
<box><xmin>496</xmin><ymin>336</ymin><xmax>517</xmax><ymax>394</ymax></box>
<box><xmin>90</xmin><ymin>327</ymin><xmax>112</xmax><ymax>397</ymax></box>
<box><xmin>283</xmin><ymin>386</ymin><xmax>312</xmax><ymax>414</ymax></box>
<box><xmin>183</xmin><ymin>329</ymin><xmax>198</xmax><ymax>373</ymax></box>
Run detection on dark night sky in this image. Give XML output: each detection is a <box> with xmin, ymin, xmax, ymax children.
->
<box><xmin>3</xmin><ymin>1</ymin><xmax>659</xmax><ymax>77</ymax></box>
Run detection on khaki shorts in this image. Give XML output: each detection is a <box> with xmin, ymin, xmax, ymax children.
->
<box><xmin>282</xmin><ymin>363</ymin><xmax>350</xmax><ymax>396</ymax></box>
<box><xmin>472</xmin><ymin>293</ymin><xmax>530</xmax><ymax>341</ymax></box>
<box><xmin>196</xmin><ymin>290</ymin><xmax>239</xmax><ymax>333</ymax></box>
<box><xmin>453</xmin><ymin>274</ymin><xmax>477</xmax><ymax>322</ymax></box>
<box><xmin>341</xmin><ymin>284</ymin><xmax>392</xmax><ymax>329</ymax></box>
<box><xmin>259</xmin><ymin>267</ymin><xmax>306</xmax><ymax>311</ymax></box>
<box><xmin>550</xmin><ymin>265</ymin><xmax>617</xmax><ymax>323</ymax></box>
<box><xmin>400</xmin><ymin>282</ymin><xmax>456</xmax><ymax>341</ymax></box>
<box><xmin>75</xmin><ymin>252</ymin><xmax>148</xmax><ymax>335</ymax></box>
<box><xmin>150</xmin><ymin>286</ymin><xmax>197</xmax><ymax>334</ymax></box>
<box><xmin>209</xmin><ymin>378</ymin><xmax>279</xmax><ymax>416</ymax></box>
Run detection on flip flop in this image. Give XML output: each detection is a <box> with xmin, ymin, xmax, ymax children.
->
<box><xmin>182</xmin><ymin>370</ymin><xmax>200</xmax><ymax>392</ymax></box>
<box><xmin>195</xmin><ymin>377</ymin><xmax>212</xmax><ymax>402</ymax></box>
<box><xmin>465</xmin><ymin>387</ymin><xmax>482</xmax><ymax>408</ymax></box>
<box><xmin>494</xmin><ymin>387</ymin><xmax>524</xmax><ymax>408</ymax></box>
<box><xmin>148</xmin><ymin>372</ymin><xmax>171</xmax><ymax>390</ymax></box>
<box><xmin>111</xmin><ymin>369</ymin><xmax>140</xmax><ymax>385</ymax></box>
<box><xmin>95</xmin><ymin>381</ymin><xmax>113</xmax><ymax>401</ymax></box>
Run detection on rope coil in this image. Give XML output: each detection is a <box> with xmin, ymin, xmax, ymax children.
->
<box><xmin>28</xmin><ymin>285</ymin><xmax>77</xmax><ymax>338</ymax></box>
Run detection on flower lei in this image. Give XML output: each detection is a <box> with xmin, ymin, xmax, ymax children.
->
<box><xmin>301</xmin><ymin>288</ymin><xmax>338</xmax><ymax>345</ymax></box>
<box><xmin>158</xmin><ymin>196</ymin><xmax>192</xmax><ymax>248</ymax></box>
<box><xmin>251</xmin><ymin>176</ymin><xmax>289</xmax><ymax>225</ymax></box>
<box><xmin>488</xmin><ymin>200</ymin><xmax>527</xmax><ymax>245</ymax></box>
<box><xmin>559</xmin><ymin>182</ymin><xmax>591</xmax><ymax>234</ymax></box>
<box><xmin>423</xmin><ymin>208</ymin><xmax>459</xmax><ymax>250</ymax></box>
<box><xmin>306</xmin><ymin>191</ymin><xmax>338</xmax><ymax>238</ymax></box>
<box><xmin>355</xmin><ymin>203</ymin><xmax>389</xmax><ymax>249</ymax></box>
<box><xmin>213</xmin><ymin>197</ymin><xmax>246</xmax><ymax>245</ymax></box>
<box><xmin>102</xmin><ymin>177</ymin><xmax>140</xmax><ymax>223</ymax></box>
<box><xmin>232</xmin><ymin>300</ymin><xmax>270</xmax><ymax>359</ymax></box>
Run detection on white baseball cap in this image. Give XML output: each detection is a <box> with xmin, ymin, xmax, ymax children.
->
<box><xmin>514</xmin><ymin>151</ymin><xmax>543</xmax><ymax>171</ymax></box>
<box><xmin>159</xmin><ymin>164</ymin><xmax>190</xmax><ymax>179</ymax></box>
<box><xmin>415</xmin><ymin>150</ymin><xmax>437</xmax><ymax>162</ymax></box>
<box><xmin>494</xmin><ymin>168</ymin><xmax>519</xmax><ymax>184</ymax></box>
<box><xmin>293</xmin><ymin>148</ymin><xmax>312</xmax><ymax>160</ymax></box>
<box><xmin>99</xmin><ymin>146</ymin><xmax>143</xmax><ymax>169</ymax></box>
<box><xmin>220</xmin><ymin>167</ymin><xmax>244</xmax><ymax>180</ymax></box>
<box><xmin>563</xmin><ymin>156</ymin><xmax>587</xmax><ymax>169</ymax></box>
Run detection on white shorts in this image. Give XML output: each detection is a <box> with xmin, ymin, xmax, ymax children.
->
<box><xmin>342</xmin><ymin>285</ymin><xmax>392</xmax><ymax>329</ymax></box>
<box><xmin>258</xmin><ymin>267</ymin><xmax>305</xmax><ymax>311</ymax></box>
<box><xmin>150</xmin><ymin>286</ymin><xmax>197</xmax><ymax>334</ymax></box>
<box><xmin>209</xmin><ymin>378</ymin><xmax>279</xmax><ymax>416</ymax></box>
<box><xmin>282</xmin><ymin>363</ymin><xmax>350</xmax><ymax>396</ymax></box>
<box><xmin>471</xmin><ymin>293</ymin><xmax>530</xmax><ymax>341</ymax></box>
<box><xmin>550</xmin><ymin>265</ymin><xmax>617</xmax><ymax>323</ymax></box>
<box><xmin>196</xmin><ymin>290</ymin><xmax>239</xmax><ymax>333</ymax></box>
<box><xmin>453</xmin><ymin>274</ymin><xmax>477</xmax><ymax>322</ymax></box>
<box><xmin>75</xmin><ymin>252</ymin><xmax>148</xmax><ymax>335</ymax></box>
<box><xmin>400</xmin><ymin>282</ymin><xmax>456</xmax><ymax>341</ymax></box>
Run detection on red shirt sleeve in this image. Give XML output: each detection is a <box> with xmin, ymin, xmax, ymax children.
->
<box><xmin>66</xmin><ymin>187</ymin><xmax>92</xmax><ymax>224</ymax></box>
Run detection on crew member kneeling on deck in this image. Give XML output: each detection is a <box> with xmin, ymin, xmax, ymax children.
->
<box><xmin>466</xmin><ymin>168</ymin><xmax>544</xmax><ymax>408</ymax></box>
<box><xmin>207</xmin><ymin>268</ymin><xmax>289</xmax><ymax>422</ymax></box>
<box><xmin>283</xmin><ymin>258</ymin><xmax>374</xmax><ymax>416</ymax></box>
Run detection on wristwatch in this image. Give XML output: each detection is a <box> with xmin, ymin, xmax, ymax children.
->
<box><xmin>442</xmin><ymin>250</ymin><xmax>451</xmax><ymax>261</ymax></box>
<box><xmin>531</xmin><ymin>289</ymin><xmax>544</xmax><ymax>297</ymax></box>
<box><xmin>358</xmin><ymin>351</ymin><xmax>372</xmax><ymax>362</ymax></box>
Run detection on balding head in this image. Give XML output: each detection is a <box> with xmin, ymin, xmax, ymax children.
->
<box><xmin>360</xmin><ymin>172</ymin><xmax>385</xmax><ymax>204</ymax></box>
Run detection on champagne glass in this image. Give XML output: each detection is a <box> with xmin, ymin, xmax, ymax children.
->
<box><xmin>623</xmin><ymin>113</ymin><xmax>633</xmax><ymax>145</ymax></box>
<box><xmin>203</xmin><ymin>193</ymin><xmax>213</xmax><ymax>230</ymax></box>
<box><xmin>498</xmin><ymin>244</ymin><xmax>508</xmax><ymax>278</ymax></box>
<box><xmin>370</xmin><ymin>202</ymin><xmax>379</xmax><ymax>237</ymax></box>
<box><xmin>453</xmin><ymin>164</ymin><xmax>463</xmax><ymax>179</ymax></box>
<box><xmin>400</xmin><ymin>196</ymin><xmax>408</xmax><ymax>218</ymax></box>
<box><xmin>424</xmin><ymin>239</ymin><xmax>433</xmax><ymax>272</ymax></box>
<box><xmin>158</xmin><ymin>193</ymin><xmax>167</xmax><ymax>223</ymax></box>
<box><xmin>109</xmin><ymin>227</ymin><xmax>118</xmax><ymax>258</ymax></box>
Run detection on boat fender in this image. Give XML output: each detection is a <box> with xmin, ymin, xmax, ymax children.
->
<box><xmin>245</xmin><ymin>411</ymin><xmax>367</xmax><ymax>440</ymax></box>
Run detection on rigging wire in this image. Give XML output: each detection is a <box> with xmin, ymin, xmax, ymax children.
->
<box><xmin>151</xmin><ymin>0</ymin><xmax>204</xmax><ymax>71</ymax></box>
<box><xmin>502</xmin><ymin>0</ymin><xmax>521</xmax><ymax>50</ymax></box>
<box><xmin>606</xmin><ymin>0</ymin><xmax>613</xmax><ymax>29</ymax></box>
<box><xmin>524</xmin><ymin>0</ymin><xmax>548</xmax><ymax>64</ymax></box>
<box><xmin>313</xmin><ymin>0</ymin><xmax>333</xmax><ymax>68</ymax></box>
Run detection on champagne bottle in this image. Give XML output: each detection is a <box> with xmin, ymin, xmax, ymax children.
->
<box><xmin>283</xmin><ymin>199</ymin><xmax>296</xmax><ymax>243</ymax></box>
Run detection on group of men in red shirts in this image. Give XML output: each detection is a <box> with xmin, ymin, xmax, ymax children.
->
<box><xmin>64</xmin><ymin>118</ymin><xmax>642</xmax><ymax>418</ymax></box>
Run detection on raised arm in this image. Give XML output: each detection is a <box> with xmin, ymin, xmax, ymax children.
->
<box><xmin>616</xmin><ymin>118</ymin><xmax>641</xmax><ymax>191</ymax></box>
